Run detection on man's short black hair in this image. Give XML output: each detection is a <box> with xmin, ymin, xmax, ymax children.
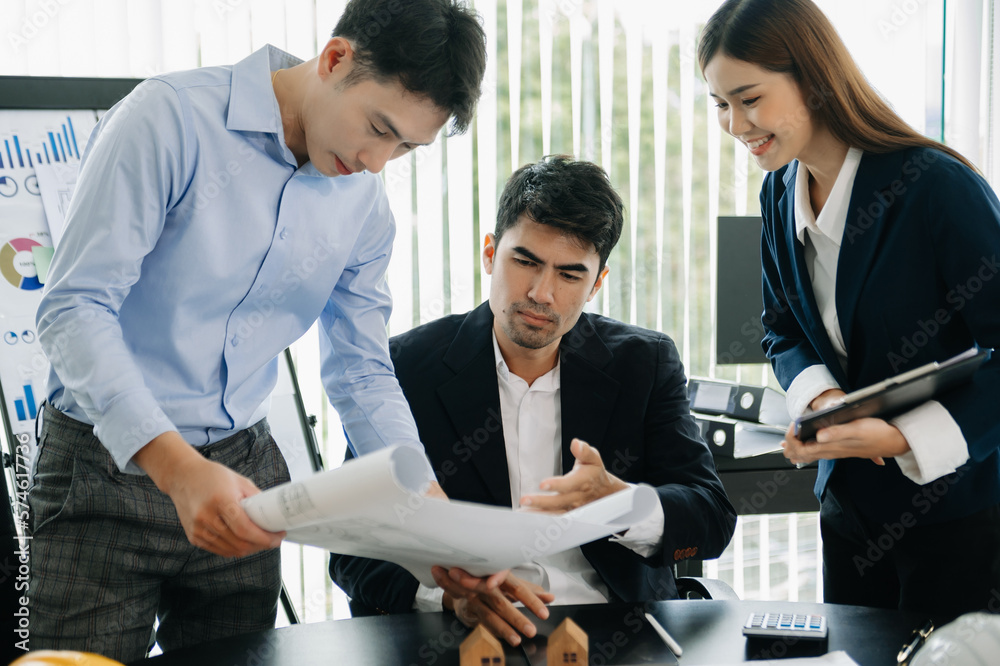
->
<box><xmin>333</xmin><ymin>0</ymin><xmax>487</xmax><ymax>135</ymax></box>
<box><xmin>494</xmin><ymin>155</ymin><xmax>624</xmax><ymax>271</ymax></box>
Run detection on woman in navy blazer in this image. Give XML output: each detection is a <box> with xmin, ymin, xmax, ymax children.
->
<box><xmin>699</xmin><ymin>0</ymin><xmax>1000</xmax><ymax>623</ymax></box>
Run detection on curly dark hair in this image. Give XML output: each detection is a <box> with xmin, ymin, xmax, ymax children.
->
<box><xmin>494</xmin><ymin>155</ymin><xmax>624</xmax><ymax>271</ymax></box>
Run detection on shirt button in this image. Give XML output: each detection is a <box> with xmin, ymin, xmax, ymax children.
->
<box><xmin>279</xmin><ymin>227</ymin><xmax>288</xmax><ymax>240</ymax></box>
<box><xmin>231</xmin><ymin>336</ymin><xmax>239</xmax><ymax>347</ymax></box>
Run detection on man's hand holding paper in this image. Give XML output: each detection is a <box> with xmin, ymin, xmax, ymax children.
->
<box><xmin>433</xmin><ymin>566</ymin><xmax>553</xmax><ymax>646</ymax></box>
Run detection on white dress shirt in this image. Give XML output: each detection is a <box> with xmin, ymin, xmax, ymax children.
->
<box><xmin>784</xmin><ymin>149</ymin><xmax>969</xmax><ymax>484</ymax></box>
<box><xmin>412</xmin><ymin>331</ymin><xmax>666</xmax><ymax>611</ymax></box>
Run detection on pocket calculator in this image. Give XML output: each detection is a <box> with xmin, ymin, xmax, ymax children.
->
<box><xmin>742</xmin><ymin>612</ymin><xmax>828</xmax><ymax>640</ymax></box>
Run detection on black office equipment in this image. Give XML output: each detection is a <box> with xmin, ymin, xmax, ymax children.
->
<box><xmin>695</xmin><ymin>413</ymin><xmax>785</xmax><ymax>459</ymax></box>
<box><xmin>689</xmin><ymin>377</ymin><xmax>789</xmax><ymax>426</ymax></box>
<box><xmin>795</xmin><ymin>347</ymin><xmax>991</xmax><ymax>442</ymax></box>
<box><xmin>716</xmin><ymin>216</ymin><xmax>767</xmax><ymax>365</ymax></box>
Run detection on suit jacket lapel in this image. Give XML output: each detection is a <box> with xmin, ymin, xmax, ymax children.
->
<box><xmin>558</xmin><ymin>314</ymin><xmax>620</xmax><ymax>473</ymax></box>
<box><xmin>836</xmin><ymin>151</ymin><xmax>899</xmax><ymax>374</ymax></box>
<box><xmin>438</xmin><ymin>303</ymin><xmax>512</xmax><ymax>506</ymax></box>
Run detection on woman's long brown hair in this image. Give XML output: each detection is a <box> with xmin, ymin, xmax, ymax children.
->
<box><xmin>698</xmin><ymin>0</ymin><xmax>977</xmax><ymax>171</ymax></box>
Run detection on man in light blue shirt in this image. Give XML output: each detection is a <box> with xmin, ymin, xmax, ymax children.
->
<box><xmin>27</xmin><ymin>0</ymin><xmax>486</xmax><ymax>660</ymax></box>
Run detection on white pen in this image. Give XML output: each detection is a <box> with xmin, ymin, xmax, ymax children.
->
<box><xmin>645</xmin><ymin>611</ymin><xmax>683</xmax><ymax>657</ymax></box>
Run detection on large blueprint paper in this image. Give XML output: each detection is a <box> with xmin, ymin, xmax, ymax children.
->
<box><xmin>242</xmin><ymin>446</ymin><xmax>660</xmax><ymax>587</ymax></box>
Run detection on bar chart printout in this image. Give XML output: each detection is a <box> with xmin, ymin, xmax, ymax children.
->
<box><xmin>13</xmin><ymin>384</ymin><xmax>37</xmax><ymax>422</ymax></box>
<box><xmin>0</xmin><ymin>115</ymin><xmax>81</xmax><ymax>170</ymax></box>
<box><xmin>0</xmin><ymin>110</ymin><xmax>100</xmax><ymax>486</ymax></box>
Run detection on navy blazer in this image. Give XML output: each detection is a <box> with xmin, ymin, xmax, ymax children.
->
<box><xmin>760</xmin><ymin>147</ymin><xmax>1000</xmax><ymax>525</ymax></box>
<box><xmin>330</xmin><ymin>302</ymin><xmax>736</xmax><ymax>614</ymax></box>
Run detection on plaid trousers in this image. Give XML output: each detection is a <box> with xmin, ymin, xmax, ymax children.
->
<box><xmin>26</xmin><ymin>404</ymin><xmax>290</xmax><ymax>663</ymax></box>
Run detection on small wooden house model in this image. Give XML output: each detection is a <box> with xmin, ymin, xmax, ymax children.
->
<box><xmin>459</xmin><ymin>624</ymin><xmax>504</xmax><ymax>666</ymax></box>
<box><xmin>547</xmin><ymin>617</ymin><xmax>588</xmax><ymax>664</ymax></box>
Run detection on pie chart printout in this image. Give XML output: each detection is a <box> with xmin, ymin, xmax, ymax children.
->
<box><xmin>1</xmin><ymin>237</ymin><xmax>43</xmax><ymax>290</ymax></box>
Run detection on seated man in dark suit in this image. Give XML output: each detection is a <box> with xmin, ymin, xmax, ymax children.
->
<box><xmin>330</xmin><ymin>155</ymin><xmax>736</xmax><ymax>645</ymax></box>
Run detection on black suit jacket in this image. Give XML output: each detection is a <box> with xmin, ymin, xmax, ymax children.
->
<box><xmin>760</xmin><ymin>147</ymin><xmax>1000</xmax><ymax>524</ymax></box>
<box><xmin>330</xmin><ymin>302</ymin><xmax>736</xmax><ymax>613</ymax></box>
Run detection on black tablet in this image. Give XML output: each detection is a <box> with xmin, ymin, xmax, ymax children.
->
<box><xmin>794</xmin><ymin>347</ymin><xmax>991</xmax><ymax>442</ymax></box>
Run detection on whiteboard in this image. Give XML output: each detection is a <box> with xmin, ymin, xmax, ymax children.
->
<box><xmin>0</xmin><ymin>109</ymin><xmax>99</xmax><ymax>504</ymax></box>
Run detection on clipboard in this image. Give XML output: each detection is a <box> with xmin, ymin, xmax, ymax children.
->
<box><xmin>795</xmin><ymin>347</ymin><xmax>992</xmax><ymax>442</ymax></box>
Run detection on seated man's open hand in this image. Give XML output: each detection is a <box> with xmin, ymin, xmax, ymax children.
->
<box><xmin>432</xmin><ymin>566</ymin><xmax>553</xmax><ymax>646</ymax></box>
<box><xmin>424</xmin><ymin>480</ymin><xmax>448</xmax><ymax>499</ymax></box>
<box><xmin>519</xmin><ymin>438</ymin><xmax>629</xmax><ymax>513</ymax></box>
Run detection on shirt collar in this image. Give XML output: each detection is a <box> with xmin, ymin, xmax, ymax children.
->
<box><xmin>794</xmin><ymin>147</ymin><xmax>863</xmax><ymax>246</ymax></box>
<box><xmin>227</xmin><ymin>44</ymin><xmax>302</xmax><ymax>136</ymax></box>
<box><xmin>492</xmin><ymin>329</ymin><xmax>561</xmax><ymax>390</ymax></box>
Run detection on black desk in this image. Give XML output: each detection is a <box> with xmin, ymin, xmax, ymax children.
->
<box><xmin>138</xmin><ymin>599</ymin><xmax>924</xmax><ymax>665</ymax></box>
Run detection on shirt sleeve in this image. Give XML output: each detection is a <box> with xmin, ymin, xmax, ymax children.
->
<box><xmin>412</xmin><ymin>583</ymin><xmax>445</xmax><ymax>612</ymax></box>
<box><xmin>609</xmin><ymin>483</ymin><xmax>665</xmax><ymax>557</ymax></box>
<box><xmin>785</xmin><ymin>364</ymin><xmax>841</xmax><ymax>419</ymax></box>
<box><xmin>318</xmin><ymin>175</ymin><xmax>425</xmax><ymax>460</ymax></box>
<box><xmin>36</xmin><ymin>79</ymin><xmax>186</xmax><ymax>473</ymax></box>
<box><xmin>891</xmin><ymin>400</ymin><xmax>970</xmax><ymax>484</ymax></box>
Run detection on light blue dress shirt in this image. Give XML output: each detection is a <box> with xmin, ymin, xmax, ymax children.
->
<box><xmin>36</xmin><ymin>45</ymin><xmax>422</xmax><ymax>474</ymax></box>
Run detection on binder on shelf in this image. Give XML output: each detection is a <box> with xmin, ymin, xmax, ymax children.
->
<box><xmin>688</xmin><ymin>378</ymin><xmax>789</xmax><ymax>427</ymax></box>
<box><xmin>694</xmin><ymin>413</ymin><xmax>785</xmax><ymax>459</ymax></box>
